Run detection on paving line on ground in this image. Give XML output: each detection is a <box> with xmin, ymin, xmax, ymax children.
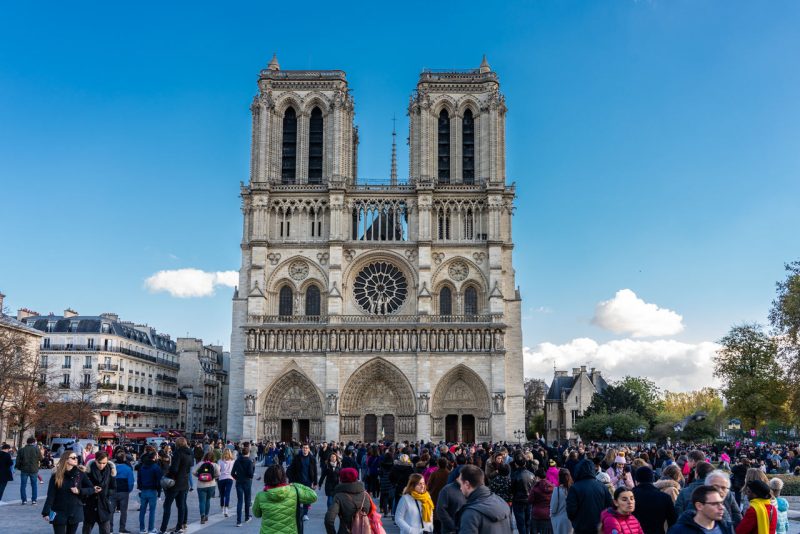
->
<box><xmin>0</xmin><ymin>499</ymin><xmax>23</xmax><ymax>506</ymax></box>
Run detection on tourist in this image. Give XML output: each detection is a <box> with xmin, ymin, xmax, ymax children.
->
<box><xmin>110</xmin><ymin>451</ymin><xmax>134</xmax><ymax>534</ymax></box>
<box><xmin>0</xmin><ymin>442</ymin><xmax>13</xmax><ymax>502</ymax></box>
<box><xmin>41</xmin><ymin>451</ymin><xmax>95</xmax><ymax>534</ymax></box>
<box><xmin>768</xmin><ymin>478</ymin><xmax>789</xmax><ymax>534</ymax></box>
<box><xmin>550</xmin><ymin>468</ymin><xmax>573</xmax><ymax>534</ymax></box>
<box><xmin>437</xmin><ymin>476</ymin><xmax>466</xmax><ymax>534</ymax></box>
<box><xmin>253</xmin><ymin>464</ymin><xmax>317</xmax><ymax>534</ymax></box>
<box><xmin>566</xmin><ymin>459</ymin><xmax>613</xmax><ymax>534</ymax></box>
<box><xmin>674</xmin><ymin>462</ymin><xmax>714</xmax><ymax>515</ymax></box>
<box><xmin>319</xmin><ymin>451</ymin><xmax>342</xmax><ymax>507</ymax></box>
<box><xmin>601</xmin><ymin>487</ymin><xmax>644</xmax><ymax>534</ymax></box>
<box><xmin>736</xmin><ymin>480</ymin><xmax>777</xmax><ymax>534</ymax></box>
<box><xmin>232</xmin><ymin>444</ymin><xmax>255</xmax><ymax>526</ymax></box>
<box><xmin>367</xmin><ymin>445</ymin><xmax>382</xmax><ymax>497</ymax></box>
<box><xmin>511</xmin><ymin>453</ymin><xmax>536</xmax><ymax>534</ymax></box>
<box><xmin>82</xmin><ymin>450</ymin><xmax>115</xmax><ymax>534</ymax></box>
<box><xmin>287</xmin><ymin>443</ymin><xmax>318</xmax><ymax>521</ymax></box>
<box><xmin>16</xmin><ymin>436</ymin><xmax>41</xmax><ymax>505</ymax></box>
<box><xmin>395</xmin><ymin>473</ymin><xmax>435</xmax><ymax>534</ymax></box>
<box><xmin>379</xmin><ymin>453</ymin><xmax>395</xmax><ymax>517</ymax></box>
<box><xmin>667</xmin><ymin>485</ymin><xmax>734</xmax><ymax>534</ymax></box>
<box><xmin>488</xmin><ymin>462</ymin><xmax>512</xmax><ymax>503</ymax></box>
<box><xmin>455</xmin><ymin>464</ymin><xmax>512</xmax><ymax>532</ymax></box>
<box><xmin>427</xmin><ymin>457</ymin><xmax>451</xmax><ymax>531</ymax></box>
<box><xmin>607</xmin><ymin>456</ymin><xmax>634</xmax><ymax>490</ymax></box>
<box><xmin>159</xmin><ymin>436</ymin><xmax>193</xmax><ymax>534</ymax></box>
<box><xmin>704</xmin><ymin>469</ymin><xmax>741</xmax><ymax>527</ymax></box>
<box><xmin>193</xmin><ymin>451</ymin><xmax>220</xmax><ymax>524</ymax></box>
<box><xmin>654</xmin><ymin>465</ymin><xmax>683</xmax><ymax>503</ymax></box>
<box><xmin>81</xmin><ymin>443</ymin><xmax>95</xmax><ymax>466</ymax></box>
<box><xmin>136</xmin><ymin>446</ymin><xmax>162</xmax><ymax>534</ymax></box>
<box><xmin>391</xmin><ymin>453</ymin><xmax>415</xmax><ymax>515</ymax></box>
<box><xmin>324</xmin><ymin>467</ymin><xmax>374</xmax><ymax>534</ymax></box>
<box><xmin>217</xmin><ymin>448</ymin><xmax>235</xmax><ymax>518</ymax></box>
<box><xmin>530</xmin><ymin>467</ymin><xmax>554</xmax><ymax>534</ymax></box>
<box><xmin>632</xmin><ymin>466</ymin><xmax>676</xmax><ymax>534</ymax></box>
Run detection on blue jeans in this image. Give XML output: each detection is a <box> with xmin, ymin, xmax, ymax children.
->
<box><xmin>198</xmin><ymin>487</ymin><xmax>215</xmax><ymax>517</ymax></box>
<box><xmin>218</xmin><ymin>478</ymin><xmax>233</xmax><ymax>507</ymax></box>
<box><xmin>139</xmin><ymin>489</ymin><xmax>157</xmax><ymax>532</ymax></box>
<box><xmin>20</xmin><ymin>472</ymin><xmax>37</xmax><ymax>502</ymax></box>
<box><xmin>236</xmin><ymin>481</ymin><xmax>252</xmax><ymax>523</ymax></box>
<box><xmin>513</xmin><ymin>503</ymin><xmax>531</xmax><ymax>534</ymax></box>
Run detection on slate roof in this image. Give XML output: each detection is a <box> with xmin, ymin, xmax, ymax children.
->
<box><xmin>0</xmin><ymin>313</ymin><xmax>43</xmax><ymax>336</ymax></box>
<box><xmin>546</xmin><ymin>371</ymin><xmax>609</xmax><ymax>401</ymax></box>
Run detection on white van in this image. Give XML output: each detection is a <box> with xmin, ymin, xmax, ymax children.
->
<box><xmin>145</xmin><ymin>437</ymin><xmax>167</xmax><ymax>449</ymax></box>
<box><xmin>49</xmin><ymin>438</ymin><xmax>97</xmax><ymax>457</ymax></box>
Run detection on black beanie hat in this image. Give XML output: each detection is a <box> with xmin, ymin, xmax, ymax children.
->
<box><xmin>635</xmin><ymin>466</ymin><xmax>654</xmax><ymax>484</ymax></box>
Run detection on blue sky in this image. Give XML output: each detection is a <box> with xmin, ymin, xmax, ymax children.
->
<box><xmin>2</xmin><ymin>1</ymin><xmax>798</xmax><ymax>391</ymax></box>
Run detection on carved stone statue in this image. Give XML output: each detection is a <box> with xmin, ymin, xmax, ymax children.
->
<box><xmin>417</xmin><ymin>393</ymin><xmax>429</xmax><ymax>414</ymax></box>
<box><xmin>244</xmin><ymin>395</ymin><xmax>256</xmax><ymax>415</ymax></box>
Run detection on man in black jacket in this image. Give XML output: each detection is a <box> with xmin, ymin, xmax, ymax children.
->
<box><xmin>159</xmin><ymin>437</ymin><xmax>193</xmax><ymax>534</ymax></box>
<box><xmin>510</xmin><ymin>453</ymin><xmax>535</xmax><ymax>534</ymax></box>
<box><xmin>436</xmin><ymin>480</ymin><xmax>466</xmax><ymax>534</ymax></box>
<box><xmin>455</xmin><ymin>465</ymin><xmax>512</xmax><ymax>533</ymax></box>
<box><xmin>0</xmin><ymin>443</ymin><xmax>13</xmax><ymax>501</ymax></box>
<box><xmin>632</xmin><ymin>466</ymin><xmax>677</xmax><ymax>534</ymax></box>
<box><xmin>566</xmin><ymin>458</ymin><xmax>612</xmax><ymax>534</ymax></box>
<box><xmin>287</xmin><ymin>443</ymin><xmax>318</xmax><ymax>521</ymax></box>
<box><xmin>667</xmin><ymin>485</ymin><xmax>734</xmax><ymax>534</ymax></box>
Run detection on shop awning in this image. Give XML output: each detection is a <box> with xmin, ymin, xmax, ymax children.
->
<box><xmin>98</xmin><ymin>432</ymin><xmax>116</xmax><ymax>439</ymax></box>
<box><xmin>123</xmin><ymin>432</ymin><xmax>157</xmax><ymax>439</ymax></box>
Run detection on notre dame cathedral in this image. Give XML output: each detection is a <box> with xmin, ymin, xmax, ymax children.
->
<box><xmin>227</xmin><ymin>55</ymin><xmax>524</xmax><ymax>444</ymax></box>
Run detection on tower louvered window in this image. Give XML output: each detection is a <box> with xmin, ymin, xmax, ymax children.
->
<box><xmin>439</xmin><ymin>287</ymin><xmax>453</xmax><ymax>315</ymax></box>
<box><xmin>462</xmin><ymin>109</ymin><xmax>475</xmax><ymax>184</ymax></box>
<box><xmin>281</xmin><ymin>107</ymin><xmax>297</xmax><ymax>184</ymax></box>
<box><xmin>308</xmin><ymin>107</ymin><xmax>323</xmax><ymax>184</ymax></box>
<box><xmin>279</xmin><ymin>286</ymin><xmax>293</xmax><ymax>317</ymax></box>
<box><xmin>305</xmin><ymin>285</ymin><xmax>321</xmax><ymax>316</ymax></box>
<box><xmin>438</xmin><ymin>109</ymin><xmax>450</xmax><ymax>183</ymax></box>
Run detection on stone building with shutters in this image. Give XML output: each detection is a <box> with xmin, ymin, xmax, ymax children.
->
<box><xmin>227</xmin><ymin>55</ymin><xmax>524</xmax><ymax>444</ymax></box>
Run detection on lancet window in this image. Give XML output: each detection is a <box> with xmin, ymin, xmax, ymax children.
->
<box><xmin>278</xmin><ymin>286</ymin><xmax>293</xmax><ymax>317</ymax></box>
<box><xmin>439</xmin><ymin>287</ymin><xmax>453</xmax><ymax>315</ymax></box>
<box><xmin>351</xmin><ymin>199</ymin><xmax>409</xmax><ymax>241</ymax></box>
<box><xmin>438</xmin><ymin>110</ymin><xmax>450</xmax><ymax>184</ymax></box>
<box><xmin>281</xmin><ymin>107</ymin><xmax>298</xmax><ymax>184</ymax></box>
<box><xmin>308</xmin><ymin>107</ymin><xmax>323</xmax><ymax>183</ymax></box>
<box><xmin>434</xmin><ymin>200</ymin><xmax>486</xmax><ymax>242</ymax></box>
<box><xmin>462</xmin><ymin>109</ymin><xmax>475</xmax><ymax>184</ymax></box>
<box><xmin>464</xmin><ymin>286</ymin><xmax>479</xmax><ymax>315</ymax></box>
<box><xmin>305</xmin><ymin>285</ymin><xmax>321</xmax><ymax>316</ymax></box>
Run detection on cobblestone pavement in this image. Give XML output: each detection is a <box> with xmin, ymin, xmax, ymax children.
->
<box><xmin>3</xmin><ymin>468</ymin><xmax>799</xmax><ymax>534</ymax></box>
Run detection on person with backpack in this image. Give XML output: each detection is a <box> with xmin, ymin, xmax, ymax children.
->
<box><xmin>232</xmin><ymin>445</ymin><xmax>256</xmax><ymax>527</ymax></box>
<box><xmin>193</xmin><ymin>451</ymin><xmax>220</xmax><ymax>524</ymax></box>
<box><xmin>324</xmin><ymin>467</ymin><xmax>375</xmax><ymax>534</ymax></box>
<box><xmin>136</xmin><ymin>446</ymin><xmax>162</xmax><ymax>534</ymax></box>
<box><xmin>110</xmin><ymin>451</ymin><xmax>134</xmax><ymax>534</ymax></box>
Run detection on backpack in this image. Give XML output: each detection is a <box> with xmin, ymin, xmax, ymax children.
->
<box><xmin>349</xmin><ymin>492</ymin><xmax>373</xmax><ymax>534</ymax></box>
<box><xmin>197</xmin><ymin>461</ymin><xmax>214</xmax><ymax>482</ymax></box>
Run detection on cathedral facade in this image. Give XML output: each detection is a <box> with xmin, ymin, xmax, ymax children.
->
<box><xmin>227</xmin><ymin>56</ymin><xmax>524</xmax><ymax>443</ymax></box>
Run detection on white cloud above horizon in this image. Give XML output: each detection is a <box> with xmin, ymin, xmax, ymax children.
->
<box><xmin>592</xmin><ymin>289</ymin><xmax>684</xmax><ymax>337</ymax></box>
<box><xmin>144</xmin><ymin>269</ymin><xmax>238</xmax><ymax>298</ymax></box>
<box><xmin>524</xmin><ymin>337</ymin><xmax>720</xmax><ymax>392</ymax></box>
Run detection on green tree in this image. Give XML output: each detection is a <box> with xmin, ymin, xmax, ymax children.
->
<box><xmin>714</xmin><ymin>324</ymin><xmax>788</xmax><ymax>431</ymax></box>
<box><xmin>585</xmin><ymin>376</ymin><xmax>661</xmax><ymax>426</ymax></box>
<box><xmin>769</xmin><ymin>261</ymin><xmax>800</xmax><ymax>421</ymax></box>
<box><xmin>617</xmin><ymin>376</ymin><xmax>663</xmax><ymax>422</ymax></box>
<box><xmin>574</xmin><ymin>410</ymin><xmax>648</xmax><ymax>441</ymax></box>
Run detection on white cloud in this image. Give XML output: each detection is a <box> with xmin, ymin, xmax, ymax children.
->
<box><xmin>524</xmin><ymin>338</ymin><xmax>720</xmax><ymax>392</ymax></box>
<box><xmin>144</xmin><ymin>269</ymin><xmax>238</xmax><ymax>298</ymax></box>
<box><xmin>592</xmin><ymin>289</ymin><xmax>684</xmax><ymax>337</ymax></box>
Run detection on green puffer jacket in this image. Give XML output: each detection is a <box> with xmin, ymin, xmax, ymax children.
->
<box><xmin>253</xmin><ymin>483</ymin><xmax>318</xmax><ymax>534</ymax></box>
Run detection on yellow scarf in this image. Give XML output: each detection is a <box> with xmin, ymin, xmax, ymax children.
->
<box><xmin>749</xmin><ymin>498</ymin><xmax>773</xmax><ymax>534</ymax></box>
<box><xmin>410</xmin><ymin>490</ymin><xmax>434</xmax><ymax>524</ymax></box>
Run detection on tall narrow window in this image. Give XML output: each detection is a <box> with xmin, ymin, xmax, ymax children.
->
<box><xmin>464</xmin><ymin>287</ymin><xmax>478</xmax><ymax>316</ymax></box>
<box><xmin>305</xmin><ymin>286</ymin><xmax>321</xmax><ymax>316</ymax></box>
<box><xmin>308</xmin><ymin>107</ymin><xmax>323</xmax><ymax>184</ymax></box>
<box><xmin>438</xmin><ymin>210</ymin><xmax>450</xmax><ymax>240</ymax></box>
<box><xmin>462</xmin><ymin>109</ymin><xmax>475</xmax><ymax>184</ymax></box>
<box><xmin>438</xmin><ymin>109</ymin><xmax>450</xmax><ymax>183</ymax></box>
<box><xmin>278</xmin><ymin>286</ymin><xmax>293</xmax><ymax>317</ymax></box>
<box><xmin>281</xmin><ymin>107</ymin><xmax>297</xmax><ymax>184</ymax></box>
<box><xmin>439</xmin><ymin>287</ymin><xmax>453</xmax><ymax>315</ymax></box>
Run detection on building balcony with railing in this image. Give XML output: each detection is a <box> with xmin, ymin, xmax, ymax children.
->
<box><xmin>43</xmin><ymin>344</ymin><xmax>179</xmax><ymax>370</ymax></box>
<box><xmin>98</xmin><ymin>363</ymin><xmax>119</xmax><ymax>372</ymax></box>
<box><xmin>248</xmin><ymin>313</ymin><xmax>501</xmax><ymax>326</ymax></box>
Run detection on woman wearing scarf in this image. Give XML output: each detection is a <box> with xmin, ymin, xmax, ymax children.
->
<box><xmin>395</xmin><ymin>473</ymin><xmax>434</xmax><ymax>534</ymax></box>
<box><xmin>82</xmin><ymin>450</ymin><xmax>116</xmax><ymax>534</ymax></box>
<box><xmin>736</xmin><ymin>480</ymin><xmax>777</xmax><ymax>534</ymax></box>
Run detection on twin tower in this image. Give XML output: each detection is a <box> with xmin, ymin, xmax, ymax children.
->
<box><xmin>227</xmin><ymin>55</ymin><xmax>524</xmax><ymax>444</ymax></box>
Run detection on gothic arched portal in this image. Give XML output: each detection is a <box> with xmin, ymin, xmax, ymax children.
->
<box><xmin>261</xmin><ymin>369</ymin><xmax>324</xmax><ymax>443</ymax></box>
<box><xmin>339</xmin><ymin>358</ymin><xmax>416</xmax><ymax>442</ymax></box>
<box><xmin>430</xmin><ymin>364</ymin><xmax>492</xmax><ymax>443</ymax></box>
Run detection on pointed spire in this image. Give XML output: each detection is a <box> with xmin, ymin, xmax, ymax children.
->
<box><xmin>267</xmin><ymin>53</ymin><xmax>280</xmax><ymax>71</ymax></box>
<box><xmin>479</xmin><ymin>54</ymin><xmax>491</xmax><ymax>74</ymax></box>
<box><xmin>390</xmin><ymin>115</ymin><xmax>398</xmax><ymax>186</ymax></box>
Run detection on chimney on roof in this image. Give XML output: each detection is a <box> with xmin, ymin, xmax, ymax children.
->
<box><xmin>580</xmin><ymin>365</ymin><xmax>587</xmax><ymax>373</ymax></box>
<box><xmin>64</xmin><ymin>308</ymin><xmax>78</xmax><ymax>318</ymax></box>
<box><xmin>572</xmin><ymin>367</ymin><xmax>580</xmax><ymax>377</ymax></box>
<box><xmin>100</xmin><ymin>313</ymin><xmax>119</xmax><ymax>322</ymax></box>
<box><xmin>17</xmin><ymin>308</ymin><xmax>38</xmax><ymax>320</ymax></box>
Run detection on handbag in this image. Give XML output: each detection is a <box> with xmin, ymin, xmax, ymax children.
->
<box><xmin>160</xmin><ymin>476</ymin><xmax>175</xmax><ymax>489</ymax></box>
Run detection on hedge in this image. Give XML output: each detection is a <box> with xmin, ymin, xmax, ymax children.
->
<box><xmin>770</xmin><ymin>474</ymin><xmax>800</xmax><ymax>497</ymax></box>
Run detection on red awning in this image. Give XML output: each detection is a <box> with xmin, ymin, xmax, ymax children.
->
<box><xmin>123</xmin><ymin>432</ymin><xmax>157</xmax><ymax>439</ymax></box>
<box><xmin>99</xmin><ymin>411</ymin><xmax>111</xmax><ymax>417</ymax></box>
<box><xmin>98</xmin><ymin>432</ymin><xmax>116</xmax><ymax>439</ymax></box>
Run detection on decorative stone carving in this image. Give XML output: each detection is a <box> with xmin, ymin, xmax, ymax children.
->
<box><xmin>353</xmin><ymin>262</ymin><xmax>408</xmax><ymax>315</ymax></box>
<box><xmin>472</xmin><ymin>252</ymin><xmax>486</xmax><ymax>264</ymax></box>
<box><xmin>448</xmin><ymin>260</ymin><xmax>469</xmax><ymax>281</ymax></box>
<box><xmin>405</xmin><ymin>249</ymin><xmax>417</xmax><ymax>262</ymax></box>
<box><xmin>326</xmin><ymin>393</ymin><xmax>338</xmax><ymax>415</ymax></box>
<box><xmin>267</xmin><ymin>253</ymin><xmax>281</xmax><ymax>266</ymax></box>
<box><xmin>244</xmin><ymin>394</ymin><xmax>256</xmax><ymax>416</ymax></box>
<box><xmin>289</xmin><ymin>260</ymin><xmax>309</xmax><ymax>280</ymax></box>
<box><xmin>432</xmin><ymin>252</ymin><xmax>445</xmax><ymax>265</ymax></box>
<box><xmin>432</xmin><ymin>416</ymin><xmax>443</xmax><ymax>436</ymax></box>
<box><xmin>316</xmin><ymin>252</ymin><xmax>329</xmax><ymax>265</ymax></box>
<box><xmin>417</xmin><ymin>393</ymin><xmax>429</xmax><ymax>414</ymax></box>
<box><xmin>478</xmin><ymin>417</ymin><xmax>490</xmax><ymax>437</ymax></box>
<box><xmin>431</xmin><ymin>364</ymin><xmax>492</xmax><ymax>418</ymax></box>
<box><xmin>493</xmin><ymin>393</ymin><xmax>506</xmax><ymax>414</ymax></box>
<box><xmin>340</xmin><ymin>358</ymin><xmax>416</xmax><ymax>418</ymax></box>
<box><xmin>343</xmin><ymin>249</ymin><xmax>356</xmax><ymax>262</ymax></box>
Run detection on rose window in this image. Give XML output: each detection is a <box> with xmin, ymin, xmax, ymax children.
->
<box><xmin>353</xmin><ymin>261</ymin><xmax>408</xmax><ymax>314</ymax></box>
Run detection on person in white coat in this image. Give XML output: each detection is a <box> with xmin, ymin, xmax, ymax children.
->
<box><xmin>395</xmin><ymin>473</ymin><xmax>434</xmax><ymax>534</ymax></box>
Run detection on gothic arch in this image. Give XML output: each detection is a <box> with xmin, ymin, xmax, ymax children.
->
<box><xmin>431</xmin><ymin>364</ymin><xmax>491</xmax><ymax>419</ymax></box>
<box><xmin>274</xmin><ymin>92</ymin><xmax>303</xmax><ymax>115</ymax></box>
<box><xmin>457</xmin><ymin>95</ymin><xmax>481</xmax><ymax>117</ymax></box>
<box><xmin>431</xmin><ymin>256</ymin><xmax>488</xmax><ymax>294</ymax></box>
<box><xmin>339</xmin><ymin>358</ymin><xmax>416</xmax><ymax>417</ymax></box>
<box><xmin>433</xmin><ymin>280</ymin><xmax>457</xmax><ymax>315</ymax></box>
<box><xmin>302</xmin><ymin>92</ymin><xmax>332</xmax><ymax>115</ymax></box>
<box><xmin>266</xmin><ymin>255</ymin><xmax>329</xmax><ymax>294</ymax></box>
<box><xmin>259</xmin><ymin>368</ymin><xmax>325</xmax><ymax>441</ymax></box>
<box><xmin>342</xmin><ymin>251</ymin><xmax>418</xmax><ymax>315</ymax></box>
<box><xmin>431</xmin><ymin>95</ymin><xmax>458</xmax><ymax>116</ymax></box>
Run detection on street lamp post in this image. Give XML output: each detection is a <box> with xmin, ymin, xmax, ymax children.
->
<box><xmin>637</xmin><ymin>425</ymin><xmax>646</xmax><ymax>444</ymax></box>
<box><xmin>605</xmin><ymin>426</ymin><xmax>612</xmax><ymax>442</ymax></box>
<box><xmin>513</xmin><ymin>429</ymin><xmax>525</xmax><ymax>444</ymax></box>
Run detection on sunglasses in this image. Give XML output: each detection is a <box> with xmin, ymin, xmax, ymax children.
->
<box><xmin>68</xmin><ymin>456</ymin><xmax>78</xmax><ymax>460</ymax></box>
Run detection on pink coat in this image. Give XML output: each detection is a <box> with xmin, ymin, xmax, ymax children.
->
<box><xmin>546</xmin><ymin>466</ymin><xmax>560</xmax><ymax>486</ymax></box>
<box><xmin>601</xmin><ymin>508</ymin><xmax>644</xmax><ymax>534</ymax></box>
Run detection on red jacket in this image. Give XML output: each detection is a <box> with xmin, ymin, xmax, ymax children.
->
<box><xmin>601</xmin><ymin>508</ymin><xmax>644</xmax><ymax>534</ymax></box>
<box><xmin>736</xmin><ymin>503</ymin><xmax>777</xmax><ymax>534</ymax></box>
<box><xmin>528</xmin><ymin>479</ymin><xmax>554</xmax><ymax>520</ymax></box>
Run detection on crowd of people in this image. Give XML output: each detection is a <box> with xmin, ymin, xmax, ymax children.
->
<box><xmin>1</xmin><ymin>435</ymin><xmax>798</xmax><ymax>534</ymax></box>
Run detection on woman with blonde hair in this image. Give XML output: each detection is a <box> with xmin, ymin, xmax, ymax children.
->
<box><xmin>654</xmin><ymin>464</ymin><xmax>683</xmax><ymax>503</ymax></box>
<box><xmin>41</xmin><ymin>451</ymin><xmax>96</xmax><ymax>534</ymax></box>
<box><xmin>395</xmin><ymin>473</ymin><xmax>434</xmax><ymax>534</ymax></box>
<box><xmin>217</xmin><ymin>448</ymin><xmax>235</xmax><ymax>517</ymax></box>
